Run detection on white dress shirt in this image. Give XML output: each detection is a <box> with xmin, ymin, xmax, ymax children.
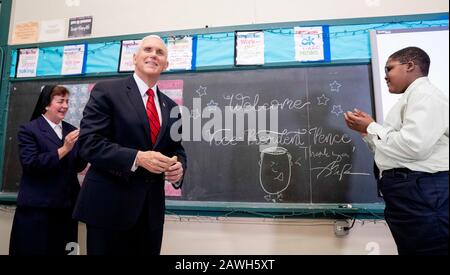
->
<box><xmin>131</xmin><ymin>73</ymin><xmax>163</xmax><ymax>171</ymax></box>
<box><xmin>133</xmin><ymin>73</ymin><xmax>162</xmax><ymax>126</ymax></box>
<box><xmin>363</xmin><ymin>77</ymin><xmax>449</xmax><ymax>174</ymax></box>
<box><xmin>42</xmin><ymin>115</ymin><xmax>63</xmax><ymax>140</ymax></box>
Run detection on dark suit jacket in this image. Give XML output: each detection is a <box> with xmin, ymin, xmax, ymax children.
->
<box><xmin>73</xmin><ymin>76</ymin><xmax>186</xmax><ymax>231</ymax></box>
<box><xmin>16</xmin><ymin>115</ymin><xmax>87</xmax><ymax>208</ymax></box>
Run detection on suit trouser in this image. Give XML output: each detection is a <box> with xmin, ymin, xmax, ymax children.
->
<box><xmin>379</xmin><ymin>170</ymin><xmax>448</xmax><ymax>255</ymax></box>
<box><xmin>86</xmin><ymin>194</ymin><xmax>163</xmax><ymax>255</ymax></box>
<box><xmin>9</xmin><ymin>206</ymin><xmax>78</xmax><ymax>255</ymax></box>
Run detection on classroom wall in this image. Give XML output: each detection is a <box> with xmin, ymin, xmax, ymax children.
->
<box><xmin>8</xmin><ymin>0</ymin><xmax>449</xmax><ymax>44</ymax></box>
<box><xmin>0</xmin><ymin>207</ymin><xmax>397</xmax><ymax>255</ymax></box>
<box><xmin>1</xmin><ymin>0</ymin><xmax>445</xmax><ymax>255</ymax></box>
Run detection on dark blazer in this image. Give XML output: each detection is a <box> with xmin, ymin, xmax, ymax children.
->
<box><xmin>16</xmin><ymin>115</ymin><xmax>87</xmax><ymax>208</ymax></box>
<box><xmin>73</xmin><ymin>76</ymin><xmax>186</xmax><ymax>231</ymax></box>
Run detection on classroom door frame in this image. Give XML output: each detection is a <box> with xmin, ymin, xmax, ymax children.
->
<box><xmin>0</xmin><ymin>0</ymin><xmax>12</xmax><ymax>84</ymax></box>
<box><xmin>0</xmin><ymin>0</ymin><xmax>4</xmax><ymax>79</ymax></box>
<box><xmin>0</xmin><ymin>0</ymin><xmax>12</xmax><ymax>43</ymax></box>
<box><xmin>0</xmin><ymin>0</ymin><xmax>12</xmax><ymax>193</ymax></box>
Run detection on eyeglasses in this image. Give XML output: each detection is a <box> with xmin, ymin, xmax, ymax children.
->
<box><xmin>384</xmin><ymin>62</ymin><xmax>409</xmax><ymax>75</ymax></box>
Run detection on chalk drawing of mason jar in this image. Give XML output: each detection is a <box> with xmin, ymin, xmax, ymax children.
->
<box><xmin>259</xmin><ymin>147</ymin><xmax>292</xmax><ymax>202</ymax></box>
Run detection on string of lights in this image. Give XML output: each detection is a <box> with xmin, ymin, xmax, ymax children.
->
<box><xmin>9</xmin><ymin>19</ymin><xmax>447</xmax><ymax>77</ymax></box>
<box><xmin>36</xmin><ymin>41</ymin><xmax>119</xmax><ymax>57</ymax></box>
<box><xmin>13</xmin><ymin>20</ymin><xmax>447</xmax><ymax>56</ymax></box>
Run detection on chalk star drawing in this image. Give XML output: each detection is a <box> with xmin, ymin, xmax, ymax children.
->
<box><xmin>195</xmin><ymin>86</ymin><xmax>207</xmax><ymax>97</ymax></box>
<box><xmin>331</xmin><ymin>105</ymin><xmax>344</xmax><ymax>117</ymax></box>
<box><xmin>365</xmin><ymin>0</ymin><xmax>381</xmax><ymax>7</ymax></box>
<box><xmin>317</xmin><ymin>94</ymin><xmax>330</xmax><ymax>105</ymax></box>
<box><xmin>329</xmin><ymin>81</ymin><xmax>342</xmax><ymax>92</ymax></box>
<box><xmin>206</xmin><ymin>100</ymin><xmax>219</xmax><ymax>111</ymax></box>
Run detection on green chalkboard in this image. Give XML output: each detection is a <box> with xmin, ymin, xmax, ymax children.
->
<box><xmin>3</xmin><ymin>65</ymin><xmax>382</xmax><ymax>206</ymax></box>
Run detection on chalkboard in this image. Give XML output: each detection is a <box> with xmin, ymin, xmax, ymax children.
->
<box><xmin>2</xmin><ymin>65</ymin><xmax>382</xmax><ymax>204</ymax></box>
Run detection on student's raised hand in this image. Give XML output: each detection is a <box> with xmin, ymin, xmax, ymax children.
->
<box><xmin>344</xmin><ymin>109</ymin><xmax>374</xmax><ymax>134</ymax></box>
<box><xmin>353</xmin><ymin>108</ymin><xmax>371</xmax><ymax>119</ymax></box>
<box><xmin>136</xmin><ymin>151</ymin><xmax>177</xmax><ymax>174</ymax></box>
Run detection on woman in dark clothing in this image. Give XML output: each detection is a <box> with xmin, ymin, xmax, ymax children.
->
<box><xmin>9</xmin><ymin>85</ymin><xmax>87</xmax><ymax>255</ymax></box>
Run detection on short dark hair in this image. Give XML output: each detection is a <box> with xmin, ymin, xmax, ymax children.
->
<box><xmin>49</xmin><ymin>85</ymin><xmax>70</xmax><ymax>102</ymax></box>
<box><xmin>389</xmin><ymin>46</ymin><xmax>430</xmax><ymax>76</ymax></box>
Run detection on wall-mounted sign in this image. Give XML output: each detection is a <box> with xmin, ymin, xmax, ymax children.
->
<box><xmin>16</xmin><ymin>48</ymin><xmax>39</xmax><ymax>78</ymax></box>
<box><xmin>118</xmin><ymin>40</ymin><xmax>140</xmax><ymax>72</ymax></box>
<box><xmin>12</xmin><ymin>21</ymin><xmax>39</xmax><ymax>44</ymax></box>
<box><xmin>61</xmin><ymin>44</ymin><xmax>87</xmax><ymax>75</ymax></box>
<box><xmin>68</xmin><ymin>16</ymin><xmax>93</xmax><ymax>38</ymax></box>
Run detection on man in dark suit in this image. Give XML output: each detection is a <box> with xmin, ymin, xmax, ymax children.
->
<box><xmin>73</xmin><ymin>35</ymin><xmax>186</xmax><ymax>255</ymax></box>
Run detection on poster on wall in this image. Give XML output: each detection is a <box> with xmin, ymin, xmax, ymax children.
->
<box><xmin>234</xmin><ymin>30</ymin><xmax>265</xmax><ymax>66</ymax></box>
<box><xmin>294</xmin><ymin>26</ymin><xmax>327</xmax><ymax>62</ymax></box>
<box><xmin>167</xmin><ymin>36</ymin><xmax>195</xmax><ymax>71</ymax></box>
<box><xmin>12</xmin><ymin>21</ymin><xmax>39</xmax><ymax>44</ymax></box>
<box><xmin>156</xmin><ymin>79</ymin><xmax>184</xmax><ymax>197</ymax></box>
<box><xmin>63</xmin><ymin>83</ymin><xmax>95</xmax><ymax>185</ymax></box>
<box><xmin>68</xmin><ymin>16</ymin><xmax>93</xmax><ymax>38</ymax></box>
<box><xmin>16</xmin><ymin>48</ymin><xmax>39</xmax><ymax>78</ymax></box>
<box><xmin>118</xmin><ymin>40</ymin><xmax>140</xmax><ymax>72</ymax></box>
<box><xmin>38</xmin><ymin>19</ymin><xmax>66</xmax><ymax>42</ymax></box>
<box><xmin>61</xmin><ymin>44</ymin><xmax>87</xmax><ymax>75</ymax></box>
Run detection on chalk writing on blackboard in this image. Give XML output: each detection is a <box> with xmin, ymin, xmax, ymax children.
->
<box><xmin>4</xmin><ymin>65</ymin><xmax>381</xmax><ymax>204</ymax></box>
<box><xmin>259</xmin><ymin>146</ymin><xmax>292</xmax><ymax>202</ymax></box>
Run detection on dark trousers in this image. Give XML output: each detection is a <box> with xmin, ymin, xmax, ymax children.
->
<box><xmin>9</xmin><ymin>206</ymin><xmax>78</xmax><ymax>255</ymax></box>
<box><xmin>86</xmin><ymin>199</ymin><xmax>163</xmax><ymax>255</ymax></box>
<box><xmin>379</xmin><ymin>170</ymin><xmax>448</xmax><ymax>255</ymax></box>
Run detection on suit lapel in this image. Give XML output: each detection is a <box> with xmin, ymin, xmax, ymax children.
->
<box><xmin>154</xmin><ymin>87</ymin><xmax>169</xmax><ymax>147</ymax></box>
<box><xmin>62</xmin><ymin>123</ymin><xmax>70</xmax><ymax>138</ymax></box>
<box><xmin>61</xmin><ymin>121</ymin><xmax>74</xmax><ymax>139</ymax></box>
<box><xmin>125</xmin><ymin>76</ymin><xmax>152</xmax><ymax>146</ymax></box>
<box><xmin>37</xmin><ymin>116</ymin><xmax>63</xmax><ymax>146</ymax></box>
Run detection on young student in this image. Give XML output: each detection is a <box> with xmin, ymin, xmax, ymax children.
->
<box><xmin>344</xmin><ymin>47</ymin><xmax>448</xmax><ymax>255</ymax></box>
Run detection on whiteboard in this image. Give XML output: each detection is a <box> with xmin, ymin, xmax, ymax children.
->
<box><xmin>370</xmin><ymin>27</ymin><xmax>449</xmax><ymax>123</ymax></box>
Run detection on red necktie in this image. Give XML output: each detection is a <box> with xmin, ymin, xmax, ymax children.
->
<box><xmin>146</xmin><ymin>88</ymin><xmax>160</xmax><ymax>144</ymax></box>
